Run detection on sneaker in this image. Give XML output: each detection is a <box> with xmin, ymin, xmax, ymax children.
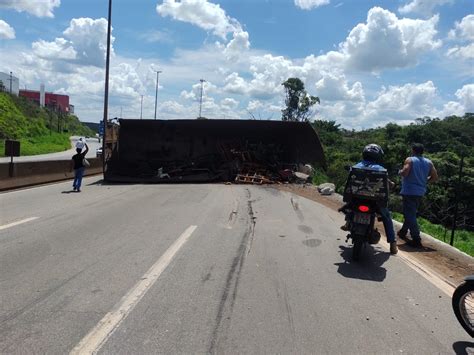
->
<box><xmin>390</xmin><ymin>242</ymin><xmax>398</xmax><ymax>255</ymax></box>
<box><xmin>397</xmin><ymin>230</ymin><xmax>407</xmax><ymax>240</ymax></box>
<box><xmin>406</xmin><ymin>239</ymin><xmax>423</xmax><ymax>248</ymax></box>
<box><xmin>340</xmin><ymin>222</ymin><xmax>350</xmax><ymax>231</ymax></box>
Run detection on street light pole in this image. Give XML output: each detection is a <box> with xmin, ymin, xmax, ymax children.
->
<box><xmin>199</xmin><ymin>79</ymin><xmax>205</xmax><ymax>118</ymax></box>
<box><xmin>154</xmin><ymin>70</ymin><xmax>162</xmax><ymax>120</ymax></box>
<box><xmin>140</xmin><ymin>95</ymin><xmax>144</xmax><ymax>119</ymax></box>
<box><xmin>102</xmin><ymin>0</ymin><xmax>112</xmax><ymax>174</ymax></box>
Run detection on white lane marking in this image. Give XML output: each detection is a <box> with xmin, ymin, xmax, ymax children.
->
<box><xmin>70</xmin><ymin>225</ymin><xmax>198</xmax><ymax>355</ymax></box>
<box><xmin>0</xmin><ymin>217</ymin><xmax>39</xmax><ymax>231</ymax></box>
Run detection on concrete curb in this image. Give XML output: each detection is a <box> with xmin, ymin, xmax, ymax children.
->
<box><xmin>0</xmin><ymin>158</ymin><xmax>103</xmax><ymax>191</ymax></box>
<box><xmin>392</xmin><ymin>220</ymin><xmax>473</xmax><ymax>265</ymax></box>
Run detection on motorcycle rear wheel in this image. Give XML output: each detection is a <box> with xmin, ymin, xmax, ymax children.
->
<box><xmin>352</xmin><ymin>239</ymin><xmax>363</xmax><ymax>261</ymax></box>
<box><xmin>452</xmin><ymin>281</ymin><xmax>474</xmax><ymax>337</ymax></box>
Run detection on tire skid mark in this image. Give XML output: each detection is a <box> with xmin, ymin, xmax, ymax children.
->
<box><xmin>290</xmin><ymin>197</ymin><xmax>305</xmax><ymax>222</ymax></box>
<box><xmin>208</xmin><ymin>188</ymin><xmax>257</xmax><ymax>354</ymax></box>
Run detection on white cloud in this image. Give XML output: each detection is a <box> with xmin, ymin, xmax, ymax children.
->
<box><xmin>294</xmin><ymin>0</ymin><xmax>330</xmax><ymax>10</ymax></box>
<box><xmin>224</xmin><ymin>30</ymin><xmax>250</xmax><ymax>60</ymax></box>
<box><xmin>313</xmin><ymin>73</ymin><xmax>367</xmax><ymax>125</ymax></box>
<box><xmin>1</xmin><ymin>3</ymin><xmax>465</xmax><ymax>126</ymax></box>
<box><xmin>0</xmin><ymin>0</ymin><xmax>60</xmax><ymax>18</ymax></box>
<box><xmin>449</xmin><ymin>14</ymin><xmax>474</xmax><ymax>41</ymax></box>
<box><xmin>441</xmin><ymin>84</ymin><xmax>474</xmax><ymax>116</ymax></box>
<box><xmin>160</xmin><ymin>100</ymin><xmax>188</xmax><ymax>115</ymax></box>
<box><xmin>138</xmin><ymin>29</ymin><xmax>173</xmax><ymax>43</ymax></box>
<box><xmin>447</xmin><ymin>43</ymin><xmax>474</xmax><ymax>60</ymax></box>
<box><xmin>454</xmin><ymin>84</ymin><xmax>474</xmax><ymax>112</ymax></box>
<box><xmin>180</xmin><ymin>80</ymin><xmax>217</xmax><ymax>101</ymax></box>
<box><xmin>455</xmin><ymin>84</ymin><xmax>474</xmax><ymax>113</ymax></box>
<box><xmin>447</xmin><ymin>15</ymin><xmax>474</xmax><ymax>60</ymax></box>
<box><xmin>220</xmin><ymin>97</ymin><xmax>239</xmax><ymax>109</ymax></box>
<box><xmin>315</xmin><ymin>72</ymin><xmax>364</xmax><ymax>102</ymax></box>
<box><xmin>32</xmin><ymin>38</ymin><xmax>77</xmax><ymax>60</ymax></box>
<box><xmin>341</xmin><ymin>7</ymin><xmax>441</xmax><ymax>71</ymax></box>
<box><xmin>0</xmin><ymin>19</ymin><xmax>15</xmax><ymax>39</ymax></box>
<box><xmin>157</xmin><ymin>0</ymin><xmax>242</xmax><ymax>40</ymax></box>
<box><xmin>365</xmin><ymin>81</ymin><xmax>438</xmax><ymax>123</ymax></box>
<box><xmin>398</xmin><ymin>0</ymin><xmax>453</xmax><ymax>17</ymax></box>
<box><xmin>32</xmin><ymin>18</ymin><xmax>113</xmax><ymax>68</ymax></box>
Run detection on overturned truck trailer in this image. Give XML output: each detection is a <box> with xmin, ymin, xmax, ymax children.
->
<box><xmin>105</xmin><ymin>119</ymin><xmax>325</xmax><ymax>183</ymax></box>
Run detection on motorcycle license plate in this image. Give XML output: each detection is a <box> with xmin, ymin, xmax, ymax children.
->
<box><xmin>354</xmin><ymin>212</ymin><xmax>371</xmax><ymax>225</ymax></box>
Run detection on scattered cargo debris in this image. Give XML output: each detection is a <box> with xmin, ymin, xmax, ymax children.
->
<box><xmin>318</xmin><ymin>183</ymin><xmax>336</xmax><ymax>195</ymax></box>
<box><xmin>105</xmin><ymin>119</ymin><xmax>325</xmax><ymax>183</ymax></box>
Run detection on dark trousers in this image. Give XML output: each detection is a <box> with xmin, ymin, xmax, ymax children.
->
<box><xmin>400</xmin><ymin>195</ymin><xmax>422</xmax><ymax>241</ymax></box>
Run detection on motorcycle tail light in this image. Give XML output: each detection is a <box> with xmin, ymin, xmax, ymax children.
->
<box><xmin>358</xmin><ymin>205</ymin><xmax>370</xmax><ymax>213</ymax></box>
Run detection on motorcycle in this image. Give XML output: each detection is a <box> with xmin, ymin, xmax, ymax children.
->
<box><xmin>452</xmin><ymin>276</ymin><xmax>474</xmax><ymax>337</ymax></box>
<box><xmin>340</xmin><ymin>166</ymin><xmax>389</xmax><ymax>261</ymax></box>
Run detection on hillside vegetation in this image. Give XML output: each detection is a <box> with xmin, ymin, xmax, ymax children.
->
<box><xmin>312</xmin><ymin>114</ymin><xmax>474</xmax><ymax>255</ymax></box>
<box><xmin>0</xmin><ymin>92</ymin><xmax>94</xmax><ymax>156</ymax></box>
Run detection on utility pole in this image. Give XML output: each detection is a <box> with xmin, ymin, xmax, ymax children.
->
<box><xmin>199</xmin><ymin>79</ymin><xmax>205</xmax><ymax>118</ymax></box>
<box><xmin>102</xmin><ymin>0</ymin><xmax>113</xmax><ymax>173</ymax></box>
<box><xmin>154</xmin><ymin>70</ymin><xmax>162</xmax><ymax>120</ymax></box>
<box><xmin>450</xmin><ymin>154</ymin><xmax>465</xmax><ymax>246</ymax></box>
<box><xmin>140</xmin><ymin>95</ymin><xmax>144</xmax><ymax>119</ymax></box>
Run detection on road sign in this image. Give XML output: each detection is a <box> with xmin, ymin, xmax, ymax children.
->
<box><xmin>99</xmin><ymin>120</ymin><xmax>105</xmax><ymax>136</ymax></box>
<box><xmin>5</xmin><ymin>139</ymin><xmax>20</xmax><ymax>157</ymax></box>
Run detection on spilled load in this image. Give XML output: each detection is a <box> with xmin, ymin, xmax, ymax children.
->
<box><xmin>104</xmin><ymin>119</ymin><xmax>325</xmax><ymax>183</ymax></box>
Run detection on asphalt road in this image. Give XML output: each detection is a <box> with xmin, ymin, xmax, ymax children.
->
<box><xmin>0</xmin><ymin>137</ymin><xmax>101</xmax><ymax>163</ymax></box>
<box><xmin>0</xmin><ymin>178</ymin><xmax>471</xmax><ymax>354</ymax></box>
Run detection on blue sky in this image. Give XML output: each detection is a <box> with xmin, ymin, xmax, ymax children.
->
<box><xmin>0</xmin><ymin>0</ymin><xmax>472</xmax><ymax>128</ymax></box>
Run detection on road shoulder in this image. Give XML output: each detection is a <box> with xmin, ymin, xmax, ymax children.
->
<box><xmin>275</xmin><ymin>183</ymin><xmax>474</xmax><ymax>287</ymax></box>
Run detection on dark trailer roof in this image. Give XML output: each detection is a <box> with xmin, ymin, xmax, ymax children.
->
<box><xmin>105</xmin><ymin>119</ymin><xmax>325</xmax><ymax>182</ymax></box>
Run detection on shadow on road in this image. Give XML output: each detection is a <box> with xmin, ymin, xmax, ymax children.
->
<box><xmin>86</xmin><ymin>179</ymin><xmax>105</xmax><ymax>186</ymax></box>
<box><xmin>398</xmin><ymin>241</ymin><xmax>436</xmax><ymax>253</ymax></box>
<box><xmin>334</xmin><ymin>245</ymin><xmax>389</xmax><ymax>282</ymax></box>
<box><xmin>61</xmin><ymin>190</ymin><xmax>76</xmax><ymax>194</ymax></box>
<box><xmin>453</xmin><ymin>341</ymin><xmax>474</xmax><ymax>355</ymax></box>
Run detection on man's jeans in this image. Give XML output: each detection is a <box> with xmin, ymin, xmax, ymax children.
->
<box><xmin>399</xmin><ymin>195</ymin><xmax>422</xmax><ymax>241</ymax></box>
<box><xmin>73</xmin><ymin>167</ymin><xmax>85</xmax><ymax>190</ymax></box>
<box><xmin>379</xmin><ymin>207</ymin><xmax>396</xmax><ymax>243</ymax></box>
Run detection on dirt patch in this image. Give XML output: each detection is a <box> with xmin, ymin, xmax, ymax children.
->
<box><xmin>276</xmin><ymin>183</ymin><xmax>474</xmax><ymax>287</ymax></box>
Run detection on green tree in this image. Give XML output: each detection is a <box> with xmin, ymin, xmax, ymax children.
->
<box><xmin>281</xmin><ymin>78</ymin><xmax>319</xmax><ymax>122</ymax></box>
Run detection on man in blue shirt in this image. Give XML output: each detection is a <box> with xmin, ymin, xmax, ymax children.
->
<box><xmin>398</xmin><ymin>143</ymin><xmax>438</xmax><ymax>248</ymax></box>
<box><xmin>342</xmin><ymin>144</ymin><xmax>398</xmax><ymax>255</ymax></box>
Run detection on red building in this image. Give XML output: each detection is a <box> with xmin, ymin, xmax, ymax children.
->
<box><xmin>19</xmin><ymin>89</ymin><xmax>70</xmax><ymax>113</ymax></box>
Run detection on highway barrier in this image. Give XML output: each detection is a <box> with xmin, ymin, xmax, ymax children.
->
<box><xmin>0</xmin><ymin>158</ymin><xmax>102</xmax><ymax>191</ymax></box>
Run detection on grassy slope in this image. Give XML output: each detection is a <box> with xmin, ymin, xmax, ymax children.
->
<box><xmin>0</xmin><ymin>92</ymin><xmax>93</xmax><ymax>156</ymax></box>
<box><xmin>392</xmin><ymin>212</ymin><xmax>474</xmax><ymax>257</ymax></box>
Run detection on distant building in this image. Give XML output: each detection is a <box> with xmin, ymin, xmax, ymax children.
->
<box><xmin>0</xmin><ymin>72</ymin><xmax>20</xmax><ymax>95</ymax></box>
<box><xmin>69</xmin><ymin>104</ymin><xmax>75</xmax><ymax>114</ymax></box>
<box><xmin>19</xmin><ymin>89</ymin><xmax>70</xmax><ymax>113</ymax></box>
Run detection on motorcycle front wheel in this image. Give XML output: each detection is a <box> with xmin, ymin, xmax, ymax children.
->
<box><xmin>452</xmin><ymin>281</ymin><xmax>474</xmax><ymax>337</ymax></box>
